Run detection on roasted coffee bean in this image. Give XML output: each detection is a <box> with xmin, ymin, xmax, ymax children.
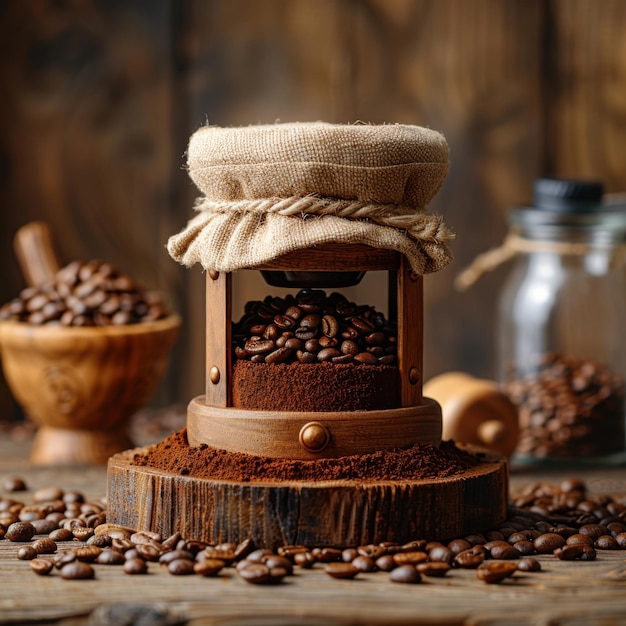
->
<box><xmin>205</xmin><ymin>547</ymin><xmax>236</xmax><ymax>565</ymax></box>
<box><xmin>61</xmin><ymin>561</ymin><xmax>95</xmax><ymax>580</ymax></box>
<box><xmin>353</xmin><ymin>352</ymin><xmax>378</xmax><ymax>365</ymax></box>
<box><xmin>311</xmin><ymin>547</ymin><xmax>341</xmax><ymax>563</ymax></box>
<box><xmin>5</xmin><ymin>521</ymin><xmax>35</xmax><ymax>542</ymax></box>
<box><xmin>579</xmin><ymin>524</ymin><xmax>608</xmax><ymax>541</ymax></box>
<box><xmin>342</xmin><ymin>548</ymin><xmax>358</xmax><ymax>562</ymax></box>
<box><xmin>74</xmin><ymin>546</ymin><xmax>103</xmax><ymax>562</ymax></box>
<box><xmin>476</xmin><ymin>562</ymin><xmax>517</xmax><ymax>584</ymax></box>
<box><xmin>533</xmin><ymin>533</ymin><xmax>566</xmax><ymax>554</ymax></box>
<box><xmin>566</xmin><ymin>533</ymin><xmax>594</xmax><ymax>546</ymax></box>
<box><xmin>238</xmin><ymin>562</ymin><xmax>278</xmax><ymax>585</ymax></box>
<box><xmin>389</xmin><ymin>564</ymin><xmax>421</xmax><ymax>584</ymax></box>
<box><xmin>454</xmin><ymin>545</ymin><xmax>486</xmax><ymax>568</ymax></box>
<box><xmin>352</xmin><ymin>555</ymin><xmax>376</xmax><ymax>572</ymax></box>
<box><xmin>194</xmin><ymin>558</ymin><xmax>225</xmax><ymax>576</ymax></box>
<box><xmin>54</xmin><ymin>550</ymin><xmax>78</xmax><ymax>569</ymax></box>
<box><xmin>428</xmin><ymin>544</ymin><xmax>455</xmax><ymax>564</ymax></box>
<box><xmin>517</xmin><ymin>557</ymin><xmax>542</xmax><ymax>572</ymax></box>
<box><xmin>417</xmin><ymin>562</ymin><xmax>451</xmax><ymax>577</ymax></box>
<box><xmin>374</xmin><ymin>555</ymin><xmax>397</xmax><ymax>572</ymax></box>
<box><xmin>3</xmin><ymin>476</ymin><xmax>27</xmax><ymax>492</ymax></box>
<box><xmin>554</xmin><ymin>543</ymin><xmax>596</xmax><ymax>561</ymax></box>
<box><xmin>233</xmin><ymin>538</ymin><xmax>256</xmax><ymax>561</ymax></box>
<box><xmin>32</xmin><ymin>537</ymin><xmax>57</xmax><ymax>554</ymax></box>
<box><xmin>167</xmin><ymin>558</ymin><xmax>195</xmax><ymax>575</ymax></box>
<box><xmin>265</xmin><ymin>347</ymin><xmax>292</xmax><ymax>364</ymax></box>
<box><xmin>96</xmin><ymin>549</ymin><xmax>126</xmax><ymax>565</ymax></box>
<box><xmin>325</xmin><ymin>562</ymin><xmax>359</xmax><ymax>580</ymax></box>
<box><xmin>72</xmin><ymin>527</ymin><xmax>94</xmax><ymax>541</ymax></box>
<box><xmin>162</xmin><ymin>532</ymin><xmax>182</xmax><ymax>552</ymax></box>
<box><xmin>484</xmin><ymin>541</ymin><xmax>520</xmax><ymax>560</ymax></box>
<box><xmin>30</xmin><ymin>558</ymin><xmax>54</xmax><ymax>576</ymax></box>
<box><xmin>322</xmin><ymin>315</ymin><xmax>339</xmax><ymax>338</ymax></box>
<box><xmin>264</xmin><ymin>555</ymin><xmax>293</xmax><ymax>575</ymax></box>
<box><xmin>513</xmin><ymin>540</ymin><xmax>536</xmax><ymax>556</ymax></box>
<box><xmin>448</xmin><ymin>538</ymin><xmax>472</xmax><ymax>554</ymax></box>
<box><xmin>595</xmin><ymin>535</ymin><xmax>619</xmax><ymax>550</ymax></box>
<box><xmin>123</xmin><ymin>557</ymin><xmax>148</xmax><ymax>575</ymax></box>
<box><xmin>30</xmin><ymin>519</ymin><xmax>57</xmax><ymax>535</ymax></box>
<box><xmin>393</xmin><ymin>551</ymin><xmax>428</xmax><ymax>566</ymax></box>
<box><xmin>17</xmin><ymin>545</ymin><xmax>38</xmax><ymax>560</ymax></box>
<box><xmin>294</xmin><ymin>551</ymin><xmax>317</xmax><ymax>569</ymax></box>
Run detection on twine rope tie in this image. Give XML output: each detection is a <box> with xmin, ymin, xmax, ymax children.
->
<box><xmin>455</xmin><ymin>232</ymin><xmax>626</xmax><ymax>292</ymax></box>
<box><xmin>193</xmin><ymin>195</ymin><xmax>455</xmax><ymax>245</ymax></box>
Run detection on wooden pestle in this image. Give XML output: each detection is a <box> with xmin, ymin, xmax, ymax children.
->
<box><xmin>13</xmin><ymin>222</ymin><xmax>62</xmax><ymax>287</ymax></box>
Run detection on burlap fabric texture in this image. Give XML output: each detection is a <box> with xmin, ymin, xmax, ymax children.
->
<box><xmin>168</xmin><ymin>122</ymin><xmax>454</xmax><ymax>274</ymax></box>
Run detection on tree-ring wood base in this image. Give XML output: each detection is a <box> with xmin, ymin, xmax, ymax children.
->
<box><xmin>106</xmin><ymin>446</ymin><xmax>508</xmax><ymax>549</ymax></box>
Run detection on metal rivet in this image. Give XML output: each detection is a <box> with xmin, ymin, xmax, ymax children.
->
<box><xmin>299</xmin><ymin>422</ymin><xmax>330</xmax><ymax>453</ymax></box>
<box><xmin>209</xmin><ymin>366</ymin><xmax>220</xmax><ymax>384</ymax></box>
<box><xmin>409</xmin><ymin>271</ymin><xmax>419</xmax><ymax>282</ymax></box>
<box><xmin>209</xmin><ymin>269</ymin><xmax>219</xmax><ymax>280</ymax></box>
<box><xmin>408</xmin><ymin>367</ymin><xmax>420</xmax><ymax>385</ymax></box>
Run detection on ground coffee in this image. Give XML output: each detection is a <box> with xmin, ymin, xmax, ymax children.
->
<box><xmin>131</xmin><ymin>429</ymin><xmax>479</xmax><ymax>482</ymax></box>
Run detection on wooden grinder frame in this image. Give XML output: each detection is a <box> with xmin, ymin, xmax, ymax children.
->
<box><xmin>186</xmin><ymin>243</ymin><xmax>443</xmax><ymax>459</ymax></box>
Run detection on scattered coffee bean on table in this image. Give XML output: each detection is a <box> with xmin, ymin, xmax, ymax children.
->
<box><xmin>1</xmin><ymin>477</ymin><xmax>625</xmax><ymax>587</ymax></box>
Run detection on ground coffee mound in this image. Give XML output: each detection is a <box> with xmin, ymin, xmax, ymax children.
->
<box><xmin>131</xmin><ymin>429</ymin><xmax>479</xmax><ymax>482</ymax></box>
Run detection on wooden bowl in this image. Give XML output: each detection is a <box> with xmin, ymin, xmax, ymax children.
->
<box><xmin>0</xmin><ymin>315</ymin><xmax>181</xmax><ymax>465</ymax></box>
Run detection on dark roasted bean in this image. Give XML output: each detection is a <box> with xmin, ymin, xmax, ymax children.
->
<box><xmin>325</xmin><ymin>562</ymin><xmax>359</xmax><ymax>580</ymax></box>
<box><xmin>389</xmin><ymin>564</ymin><xmax>421</xmax><ymax>584</ymax></box>
<box><xmin>61</xmin><ymin>561</ymin><xmax>95</xmax><ymax>580</ymax></box>
<box><xmin>517</xmin><ymin>557</ymin><xmax>542</xmax><ymax>572</ymax></box>
<box><xmin>5</xmin><ymin>521</ymin><xmax>35</xmax><ymax>542</ymax></box>
<box><xmin>30</xmin><ymin>558</ymin><xmax>54</xmax><ymax>575</ymax></box>
<box><xmin>477</xmin><ymin>562</ymin><xmax>517</xmax><ymax>584</ymax></box>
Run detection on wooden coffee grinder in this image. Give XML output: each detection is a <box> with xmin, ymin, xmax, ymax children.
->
<box><xmin>107</xmin><ymin>123</ymin><xmax>508</xmax><ymax>548</ymax></box>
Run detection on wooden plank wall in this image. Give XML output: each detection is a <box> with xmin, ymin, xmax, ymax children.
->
<box><xmin>1</xmin><ymin>0</ymin><xmax>625</xmax><ymax>421</ymax></box>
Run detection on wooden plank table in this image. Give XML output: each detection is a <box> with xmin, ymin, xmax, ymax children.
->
<box><xmin>0</xmin><ymin>435</ymin><xmax>625</xmax><ymax>626</ymax></box>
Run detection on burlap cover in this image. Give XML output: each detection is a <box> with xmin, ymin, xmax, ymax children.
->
<box><xmin>168</xmin><ymin>122</ymin><xmax>454</xmax><ymax>274</ymax></box>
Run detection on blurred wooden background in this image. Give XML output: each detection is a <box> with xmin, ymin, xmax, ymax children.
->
<box><xmin>1</xmin><ymin>0</ymin><xmax>626</xmax><ymax>422</ymax></box>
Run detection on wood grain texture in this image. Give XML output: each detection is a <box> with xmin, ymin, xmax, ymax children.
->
<box><xmin>187</xmin><ymin>396</ymin><xmax>442</xmax><ymax>459</ymax></box>
<box><xmin>1</xmin><ymin>441</ymin><xmax>625</xmax><ymax>626</ymax></box>
<box><xmin>2</xmin><ymin>0</ymin><xmax>626</xmax><ymax>423</ymax></box>
<box><xmin>107</xmin><ymin>445</ymin><xmax>508</xmax><ymax>550</ymax></box>
<box><xmin>205</xmin><ymin>271</ymin><xmax>232</xmax><ymax>406</ymax></box>
<box><xmin>0</xmin><ymin>315</ymin><xmax>180</xmax><ymax>464</ymax></box>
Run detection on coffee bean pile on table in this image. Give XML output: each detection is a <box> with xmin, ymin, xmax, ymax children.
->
<box><xmin>504</xmin><ymin>353</ymin><xmax>626</xmax><ymax>458</ymax></box>
<box><xmin>2</xmin><ymin>476</ymin><xmax>625</xmax><ymax>586</ymax></box>
<box><xmin>0</xmin><ymin>260</ymin><xmax>169</xmax><ymax>326</ymax></box>
<box><xmin>233</xmin><ymin>289</ymin><xmax>397</xmax><ymax>365</ymax></box>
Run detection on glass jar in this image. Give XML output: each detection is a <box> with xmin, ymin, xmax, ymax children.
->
<box><xmin>497</xmin><ymin>178</ymin><xmax>626</xmax><ymax>466</ymax></box>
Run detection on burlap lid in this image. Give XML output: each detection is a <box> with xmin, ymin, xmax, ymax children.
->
<box><xmin>168</xmin><ymin>122</ymin><xmax>454</xmax><ymax>274</ymax></box>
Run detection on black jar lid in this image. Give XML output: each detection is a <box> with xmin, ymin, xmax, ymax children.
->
<box><xmin>510</xmin><ymin>178</ymin><xmax>626</xmax><ymax>231</ymax></box>
<box><xmin>533</xmin><ymin>178</ymin><xmax>604</xmax><ymax>213</ymax></box>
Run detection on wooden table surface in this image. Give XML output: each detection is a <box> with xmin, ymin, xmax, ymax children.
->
<box><xmin>0</xmin><ymin>434</ymin><xmax>625</xmax><ymax>626</ymax></box>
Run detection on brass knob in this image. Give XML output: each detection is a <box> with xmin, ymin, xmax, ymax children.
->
<box><xmin>299</xmin><ymin>421</ymin><xmax>330</xmax><ymax>453</ymax></box>
<box><xmin>209</xmin><ymin>366</ymin><xmax>220</xmax><ymax>384</ymax></box>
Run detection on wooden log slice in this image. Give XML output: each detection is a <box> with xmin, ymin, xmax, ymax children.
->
<box><xmin>107</xmin><ymin>447</ymin><xmax>508</xmax><ymax>549</ymax></box>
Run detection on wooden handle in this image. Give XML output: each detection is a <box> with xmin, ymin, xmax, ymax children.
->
<box><xmin>13</xmin><ymin>222</ymin><xmax>62</xmax><ymax>287</ymax></box>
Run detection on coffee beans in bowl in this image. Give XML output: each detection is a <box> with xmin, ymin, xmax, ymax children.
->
<box><xmin>0</xmin><ymin>260</ymin><xmax>180</xmax><ymax>465</ymax></box>
<box><xmin>0</xmin><ymin>259</ymin><xmax>170</xmax><ymax>327</ymax></box>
